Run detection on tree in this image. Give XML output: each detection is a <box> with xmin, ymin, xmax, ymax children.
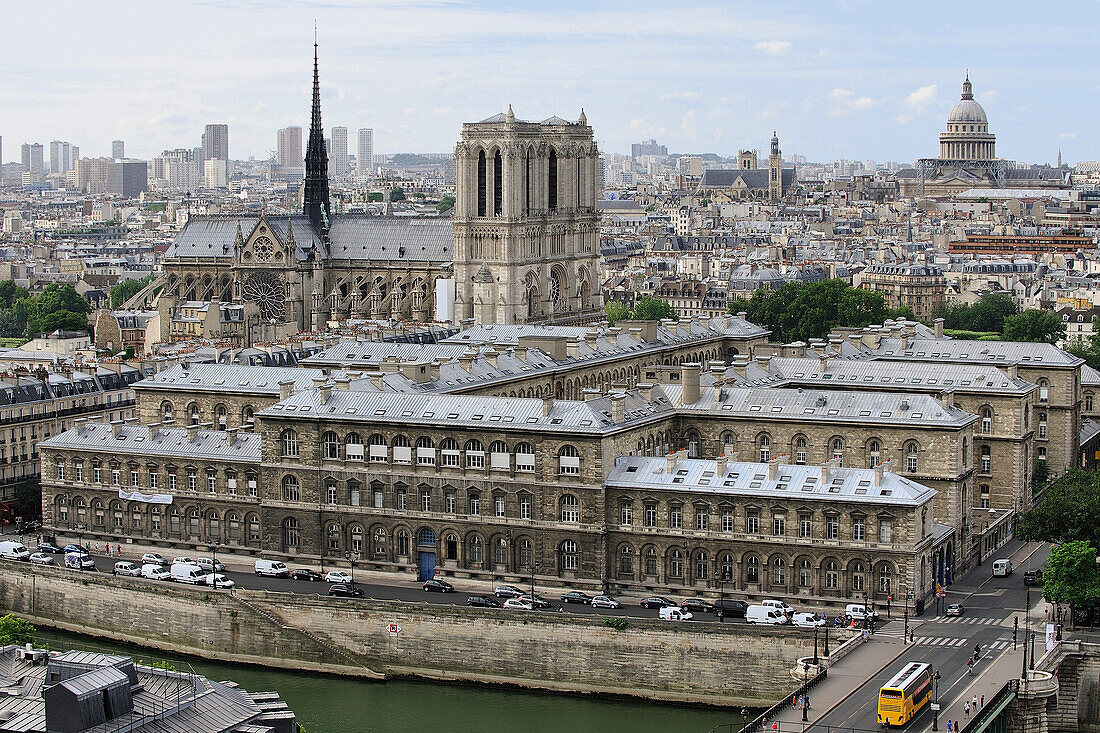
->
<box><xmin>0</xmin><ymin>614</ymin><xmax>35</xmax><ymax>646</ymax></box>
<box><xmin>1017</xmin><ymin>469</ymin><xmax>1099</xmax><ymax>548</ymax></box>
<box><xmin>836</xmin><ymin>288</ymin><xmax>890</xmax><ymax>329</ymax></box>
<box><xmin>1066</xmin><ymin>335</ymin><xmax>1100</xmax><ymax>372</ymax></box>
<box><xmin>26</xmin><ymin>310</ymin><xmax>90</xmax><ymax>338</ymax></box>
<box><xmin>109</xmin><ymin>274</ymin><xmax>155</xmax><ymax>308</ymax></box>
<box><xmin>1002</xmin><ymin>309</ymin><xmax>1066</xmax><ymax>344</ymax></box>
<box><xmin>366</xmin><ymin>192</ymin><xmax>384</xmax><ymax>202</ymax></box>
<box><xmin>436</xmin><ymin>195</ymin><xmax>455</xmax><ymax>213</ymax></box>
<box><xmin>969</xmin><ymin>292</ymin><xmax>1018</xmax><ymax>333</ymax></box>
<box><xmin>1042</xmin><ymin>541</ymin><xmax>1100</xmax><ymax>624</ymax></box>
<box><xmin>389</xmin><ymin>187</ymin><xmax>406</xmax><ymax>202</ymax></box>
<box><xmin>604</xmin><ymin>301</ymin><xmax>631</xmax><ymax>325</ymax></box>
<box><xmin>630</xmin><ymin>296</ymin><xmax>678</xmax><ymax>322</ymax></box>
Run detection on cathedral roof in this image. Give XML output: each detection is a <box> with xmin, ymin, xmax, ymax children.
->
<box><xmin>946</xmin><ymin>75</ymin><xmax>988</xmax><ymax>124</ymax></box>
<box><xmin>697</xmin><ymin>168</ymin><xmax>796</xmax><ymax>189</ymax></box>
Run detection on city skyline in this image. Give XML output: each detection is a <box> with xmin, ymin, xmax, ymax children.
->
<box><xmin>1</xmin><ymin>0</ymin><xmax>1096</xmax><ymax>165</ymax></box>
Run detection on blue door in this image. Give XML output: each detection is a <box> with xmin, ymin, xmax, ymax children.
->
<box><xmin>418</xmin><ymin>551</ymin><xmax>436</xmax><ymax>581</ymax></box>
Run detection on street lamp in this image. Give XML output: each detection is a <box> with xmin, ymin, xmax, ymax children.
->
<box><xmin>813</xmin><ymin>623</ymin><xmax>820</xmax><ymax>665</ymax></box>
<box><xmin>904</xmin><ymin>590</ymin><xmax>913</xmax><ymax>644</ymax></box>
<box><xmin>823</xmin><ymin>620</ymin><xmax>830</xmax><ymax>656</ymax></box>
<box><xmin>932</xmin><ymin>670</ymin><xmax>941</xmax><ymax>730</ymax></box>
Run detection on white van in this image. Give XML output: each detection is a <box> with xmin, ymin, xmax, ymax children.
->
<box><xmin>746</xmin><ymin>604</ymin><xmax>788</xmax><ymax>625</ymax></box>
<box><xmin>845</xmin><ymin>603</ymin><xmax>879</xmax><ymax>622</ymax></box>
<box><xmin>659</xmin><ymin>606</ymin><xmax>694</xmax><ymax>621</ymax></box>
<box><xmin>761</xmin><ymin>599</ymin><xmax>794</xmax><ymax>617</ymax></box>
<box><xmin>254</xmin><ymin>559</ymin><xmax>289</xmax><ymax>578</ymax></box>
<box><xmin>65</xmin><ymin>552</ymin><xmax>97</xmax><ymax>570</ymax></box>
<box><xmin>140</xmin><ymin>564</ymin><xmax>170</xmax><ymax>580</ymax></box>
<box><xmin>170</xmin><ymin>562</ymin><xmax>207</xmax><ymax>584</ymax></box>
<box><xmin>993</xmin><ymin>559</ymin><xmax>1013</xmax><ymax>577</ymax></box>
<box><xmin>0</xmin><ymin>541</ymin><xmax>31</xmax><ymax>561</ymax></box>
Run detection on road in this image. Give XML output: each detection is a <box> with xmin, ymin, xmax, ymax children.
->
<box><xmin>812</xmin><ymin>539</ymin><xmax>1051</xmax><ymax>732</ymax></box>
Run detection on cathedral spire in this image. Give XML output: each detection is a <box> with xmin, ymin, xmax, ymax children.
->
<box><xmin>304</xmin><ymin>35</ymin><xmax>331</xmax><ymax>236</ymax></box>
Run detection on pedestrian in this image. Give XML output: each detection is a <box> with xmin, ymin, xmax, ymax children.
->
<box><xmin>955</xmin><ymin>722</ymin><xmax>960</xmax><ymax>733</ymax></box>
<box><xmin>805</xmin><ymin>695</ymin><xmax>810</xmax><ymax>709</ymax></box>
<box><xmin>972</xmin><ymin>695</ymin><xmax>978</xmax><ymax>710</ymax></box>
<box><xmin>964</xmin><ymin>701</ymin><xmax>971</xmax><ymax>718</ymax></box>
<box><xmin>792</xmin><ymin>695</ymin><xmax>798</xmax><ymax>708</ymax></box>
<box><xmin>981</xmin><ymin>695</ymin><xmax>985</xmax><ymax>707</ymax></box>
<box><xmin>947</xmin><ymin>720</ymin><xmax>953</xmax><ymax>733</ymax></box>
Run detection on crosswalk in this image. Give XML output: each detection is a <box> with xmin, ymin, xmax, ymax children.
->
<box><xmin>914</xmin><ymin>637</ymin><xmax>1015</xmax><ymax>651</ymax></box>
<box><xmin>934</xmin><ymin>616</ymin><xmax>1007</xmax><ymax>626</ymax></box>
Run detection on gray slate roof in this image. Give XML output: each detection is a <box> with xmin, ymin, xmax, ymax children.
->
<box><xmin>40</xmin><ymin>423</ymin><xmax>262</xmax><ymax>463</ymax></box>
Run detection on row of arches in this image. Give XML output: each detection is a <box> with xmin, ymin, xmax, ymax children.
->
<box><xmin>161</xmin><ymin>400</ymin><xmax>255</xmax><ymax>429</ymax></box>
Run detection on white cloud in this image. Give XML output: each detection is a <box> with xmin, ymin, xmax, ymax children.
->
<box><xmin>680</xmin><ymin>109</ymin><xmax>698</xmax><ymax>137</ymax></box>
<box><xmin>825</xmin><ymin>88</ymin><xmax>875</xmax><ymax>117</ymax></box>
<box><xmin>1060</xmin><ymin>132</ymin><xmax>1077</xmax><ymax>139</ymax></box>
<box><xmin>979</xmin><ymin>90</ymin><xmax>1001</xmax><ymax>104</ymax></box>
<box><xmin>755</xmin><ymin>40</ymin><xmax>792</xmax><ymax>55</ymax></box>
<box><xmin>660</xmin><ymin>91</ymin><xmax>699</xmax><ymax>102</ymax></box>
<box><xmin>896</xmin><ymin>84</ymin><xmax>938</xmax><ymax>124</ymax></box>
<box><xmin>430</xmin><ymin>107</ymin><xmax>454</xmax><ymax>115</ymax></box>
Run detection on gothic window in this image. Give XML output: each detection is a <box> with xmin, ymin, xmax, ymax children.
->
<box><xmin>493</xmin><ymin>150</ymin><xmax>503</xmax><ymax>215</ymax></box>
<box><xmin>524</xmin><ymin>153</ymin><xmax>531</xmax><ymax>212</ymax></box>
<box><xmin>282</xmin><ymin>475</ymin><xmax>300</xmax><ymax>502</ymax></box>
<box><xmin>548</xmin><ymin>150</ymin><xmax>558</xmax><ymax>211</ymax></box>
<box><xmin>477</xmin><ymin>151</ymin><xmax>487</xmax><ymax>217</ymax></box>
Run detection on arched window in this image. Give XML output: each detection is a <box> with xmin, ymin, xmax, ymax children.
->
<box><xmin>397</xmin><ymin>529</ymin><xmax>411</xmax><ymax>556</ymax></box>
<box><xmin>669</xmin><ymin>549</ymin><xmax>683</xmax><ymax>578</ymax></box>
<box><xmin>619</xmin><ymin>545</ymin><xmax>633</xmax><ymax>574</ymax></box>
<box><xmin>325</xmin><ymin>479</ymin><xmax>338</xmax><ymax>505</ymax></box>
<box><xmin>519</xmin><ymin>538</ymin><xmax>532</xmax><ymax>568</ymax></box>
<box><xmin>373</xmin><ymin>527</ymin><xmax>387</xmax><ymax>557</ymax></box>
<box><xmin>493</xmin><ymin>536</ymin><xmax>508</xmax><ymax>565</ymax></box>
<box><xmin>215</xmin><ymin>404</ymin><xmax>228</xmax><ymax>430</ymax></box>
<box><xmin>719</xmin><ymin>553</ymin><xmax>734</xmax><ymax>582</ymax></box>
<box><xmin>685</xmin><ymin>431</ymin><xmax>700</xmax><ymax>458</ymax></box>
<box><xmin>560</xmin><ymin>539</ymin><xmax>578</xmax><ymax>571</ymax></box>
<box><xmin>906</xmin><ymin>442</ymin><xmax>919</xmax><ymax>473</ymax></box>
<box><xmin>465</xmin><ymin>439</ymin><xmax>484</xmax><ymax>469</ymax></box>
<box><xmin>282</xmin><ymin>475</ymin><xmax>300</xmax><ymax>502</ymax></box>
<box><xmin>852</xmin><ymin>561</ymin><xmax>865</xmax><ymax>592</ymax></box>
<box><xmin>326</xmin><ymin>524</ymin><xmax>340</xmax><ymax>552</ymax></box>
<box><xmin>758</xmin><ymin>434</ymin><xmax>771</xmax><ymax>462</ymax></box>
<box><xmin>794</xmin><ymin>436</ymin><xmax>807</xmax><ymax>464</ymax></box>
<box><xmin>644</xmin><ymin>547</ymin><xmax>658</xmax><ymax>575</ymax></box>
<box><xmin>283</xmin><ymin>517</ymin><xmax>300</xmax><ymax>548</ymax></box>
<box><xmin>345</xmin><ymin>432</ymin><xmax>364</xmax><ymax>461</ymax></box>
<box><xmin>322</xmin><ymin>432</ymin><xmax>339</xmax><ymax>459</ymax></box>
<box><xmin>369</xmin><ymin>434</ymin><xmax>388</xmax><ymax>463</ymax></box>
<box><xmin>187</xmin><ymin>402</ymin><xmax>200</xmax><ymax>425</ymax></box>
<box><xmin>799</xmin><ymin>559</ymin><xmax>812</xmax><ymax>587</ymax></box>
<box><xmin>772</xmin><ymin>557</ymin><xmax>786</xmax><ymax>585</ymax></box>
<box><xmin>416</xmin><ymin>436</ymin><xmax>435</xmax><ymax>465</ymax></box>
<box><xmin>824</xmin><ymin>560</ymin><xmax>839</xmax><ymax>590</ymax></box>
<box><xmin>488</xmin><ymin>441</ymin><xmax>509</xmax><ymax>471</ymax></box>
<box><xmin>1038</xmin><ymin>412</ymin><xmax>1048</xmax><ymax>439</ymax></box>
<box><xmin>867</xmin><ymin>439</ymin><xmax>880</xmax><ymax>468</ymax></box>
<box><xmin>831</xmin><ymin>437</ymin><xmax>844</xmax><ymax>462</ymax></box>
<box><xmin>558</xmin><ymin>444</ymin><xmax>580</xmax><ymax>475</ymax></box>
<box><xmin>281</xmin><ymin>429</ymin><xmax>299</xmax><ymax>458</ymax></box>
<box><xmin>1038</xmin><ymin>379</ymin><xmax>1049</xmax><ymax>402</ymax></box>
<box><xmin>981</xmin><ymin>408</ymin><xmax>993</xmax><ymax>435</ymax></box>
<box><xmin>476</xmin><ymin>150</ymin><xmax>487</xmax><ymax>217</ymax></box>
<box><xmin>548</xmin><ymin>150</ymin><xmax>558</xmax><ymax>211</ymax></box>
<box><xmin>722</xmin><ymin>432</ymin><xmax>736</xmax><ymax>449</ymax></box>
<box><xmin>161</xmin><ymin>401</ymin><xmax>174</xmax><ymax>421</ymax></box>
<box><xmin>493</xmin><ymin>150</ymin><xmax>503</xmax><ymax>215</ymax></box>
<box><xmin>694</xmin><ymin>550</ymin><xmax>708</xmax><ymax>580</ymax></box>
<box><xmin>351</xmin><ymin>526</ymin><xmax>364</xmax><ymax>554</ymax></box>
<box><xmin>878</xmin><ymin>563</ymin><xmax>891</xmax><ymax>593</ymax></box>
<box><xmin>515</xmin><ymin>442</ymin><xmax>535</xmax><ymax>472</ymax></box>
<box><xmin>980</xmin><ymin>445</ymin><xmax>991</xmax><ymax>474</ymax></box>
<box><xmin>1087</xmin><ymin>393</ymin><xmax>1094</xmax><ymax>412</ymax></box>
<box><xmin>745</xmin><ymin>555</ymin><xmax>759</xmax><ymax>583</ymax></box>
<box><xmin>560</xmin><ymin>494</ymin><xmax>579</xmax><ymax>523</ymax></box>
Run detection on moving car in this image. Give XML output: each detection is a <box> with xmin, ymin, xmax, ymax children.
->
<box><xmin>845</xmin><ymin>603</ymin><xmax>879</xmax><ymax>622</ymax></box>
<box><xmin>792</xmin><ymin>612</ymin><xmax>826</xmax><ymax>628</ymax></box>
<box><xmin>640</xmin><ymin>596</ymin><xmax>676</xmax><ymax>610</ymax></box>
<box><xmin>29</xmin><ymin>552</ymin><xmax>56</xmax><ymax>566</ymax></box>
<box><xmin>204</xmin><ymin>573</ymin><xmax>236</xmax><ymax>589</ymax></box>
<box><xmin>141</xmin><ymin>552</ymin><xmax>166</xmax><ymax>565</ymax></box>
<box><xmin>503</xmin><ymin>598</ymin><xmax>535</xmax><ymax>611</ymax></box>
<box><xmin>945</xmin><ymin>603</ymin><xmax>964</xmax><ymax>617</ymax></box>
<box><xmin>992</xmin><ymin>559</ymin><xmax>1013</xmax><ymax>577</ymax></box>
<box><xmin>519</xmin><ymin>594</ymin><xmax>552</xmax><ymax>610</ymax></box>
<box><xmin>292</xmin><ymin>569</ymin><xmax>323</xmax><ymax>582</ymax></box>
<box><xmin>328</xmin><ymin>583</ymin><xmax>364</xmax><ymax>598</ymax></box>
<box><xmin>324</xmin><ymin>571</ymin><xmax>353</xmax><ymax>584</ymax></box>
<box><xmin>113</xmin><ymin>561</ymin><xmax>141</xmax><ymax>577</ymax></box>
<box><xmin>1024</xmin><ymin>569</ymin><xmax>1043</xmax><ymax>586</ymax></box>
<box><xmin>172</xmin><ymin>556</ymin><xmax>195</xmax><ymax>565</ymax></box>
<box><xmin>494</xmin><ymin>585</ymin><xmax>524</xmax><ymax>598</ymax></box>
<box><xmin>560</xmin><ymin>591</ymin><xmax>593</xmax><ymax>605</ymax></box>
<box><xmin>681</xmin><ymin>598</ymin><xmax>716</xmax><ymax>614</ymax></box>
<box><xmin>761</xmin><ymin>599</ymin><xmax>795</xmax><ymax>616</ymax></box>
<box><xmin>659</xmin><ymin>606</ymin><xmax>693</xmax><ymax>621</ymax></box>
<box><xmin>140</xmin><ymin>564</ymin><xmax>170</xmax><ymax>580</ymax></box>
<box><xmin>423</xmin><ymin>578</ymin><xmax>454</xmax><ymax>593</ymax></box>
<box><xmin>37</xmin><ymin>542</ymin><xmax>64</xmax><ymax>554</ymax></box>
<box><xmin>255</xmin><ymin>559</ymin><xmax>290</xmax><ymax>578</ymax></box>
<box><xmin>714</xmin><ymin>599</ymin><xmax>749</xmax><ymax>620</ymax></box>
<box><xmin>466</xmin><ymin>595</ymin><xmax>502</xmax><ymax>608</ymax></box>
<box><xmin>0</xmin><ymin>541</ymin><xmax>31</xmax><ymax>560</ymax></box>
<box><xmin>591</xmin><ymin>595</ymin><xmax>622</xmax><ymax>609</ymax></box>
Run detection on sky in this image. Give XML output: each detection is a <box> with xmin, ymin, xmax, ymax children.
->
<box><xmin>2</xmin><ymin>0</ymin><xmax>1097</xmax><ymax>166</ymax></box>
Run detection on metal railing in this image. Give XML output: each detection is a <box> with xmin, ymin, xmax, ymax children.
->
<box><xmin>960</xmin><ymin>679</ymin><xmax>1018</xmax><ymax>733</ymax></box>
<box><xmin>716</xmin><ymin>667</ymin><xmax>828</xmax><ymax>733</ymax></box>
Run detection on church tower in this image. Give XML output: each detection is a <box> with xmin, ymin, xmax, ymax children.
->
<box><xmin>303</xmin><ymin>40</ymin><xmax>331</xmax><ymax>235</ymax></box>
<box><xmin>768</xmin><ymin>131</ymin><xmax>783</xmax><ymax>200</ymax></box>
<box><xmin>452</xmin><ymin>106</ymin><xmax>601</xmax><ymax>324</ymax></box>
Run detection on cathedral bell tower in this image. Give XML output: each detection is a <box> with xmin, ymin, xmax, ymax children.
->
<box><xmin>303</xmin><ymin>40</ymin><xmax>331</xmax><ymax>236</ymax></box>
<box><xmin>768</xmin><ymin>131</ymin><xmax>783</xmax><ymax>201</ymax></box>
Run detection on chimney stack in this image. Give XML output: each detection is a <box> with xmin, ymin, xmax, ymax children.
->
<box><xmin>319</xmin><ymin>383</ymin><xmax>332</xmax><ymax>403</ymax></box>
<box><xmin>226</xmin><ymin>427</ymin><xmax>239</xmax><ymax>446</ymax></box>
<box><xmin>934</xmin><ymin>317</ymin><xmax>945</xmax><ymax>339</ymax></box>
<box><xmin>279</xmin><ymin>380</ymin><xmax>295</xmax><ymax>400</ymax></box>
<box><xmin>542</xmin><ymin>397</ymin><xmax>554</xmax><ymax>416</ymax></box>
<box><xmin>682</xmin><ymin>363</ymin><xmax>701</xmax><ymax>404</ymax></box>
<box><xmin>367</xmin><ymin>371</ymin><xmax>386</xmax><ymax>390</ymax></box>
<box><xmin>610</xmin><ymin>393</ymin><xmax>626</xmax><ymax>424</ymax></box>
<box><xmin>636</xmin><ymin>382</ymin><xmax>654</xmax><ymax>401</ymax></box>
<box><xmin>483</xmin><ymin>348</ymin><xmax>499</xmax><ymax>368</ymax></box>
<box><xmin>582</xmin><ymin>388</ymin><xmax>601</xmax><ymax>401</ymax></box>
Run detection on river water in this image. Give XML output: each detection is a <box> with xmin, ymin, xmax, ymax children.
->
<box><xmin>34</xmin><ymin>628</ymin><xmax>746</xmax><ymax>733</ymax></box>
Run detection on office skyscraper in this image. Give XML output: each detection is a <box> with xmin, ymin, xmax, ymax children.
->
<box><xmin>21</xmin><ymin>143</ymin><xmax>43</xmax><ymax>173</ymax></box>
<box><xmin>202</xmin><ymin>124</ymin><xmax>229</xmax><ymax>162</ymax></box>
<box><xmin>330</xmin><ymin>126</ymin><xmax>348</xmax><ymax>176</ymax></box>
<box><xmin>50</xmin><ymin>141</ymin><xmax>76</xmax><ymax>174</ymax></box>
<box><xmin>357</xmin><ymin>128</ymin><xmax>373</xmax><ymax>176</ymax></box>
<box><xmin>112</xmin><ymin>140</ymin><xmax>125</xmax><ymax>160</ymax></box>
<box><xmin>276</xmin><ymin>126</ymin><xmax>303</xmax><ymax>171</ymax></box>
<box><xmin>107</xmin><ymin>160</ymin><xmax>148</xmax><ymax>197</ymax></box>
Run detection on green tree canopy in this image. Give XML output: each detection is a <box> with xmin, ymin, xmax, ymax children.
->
<box><xmin>0</xmin><ymin>614</ymin><xmax>35</xmax><ymax>646</ymax></box>
<box><xmin>389</xmin><ymin>187</ymin><xmax>406</xmax><ymax>202</ymax></box>
<box><xmin>1065</xmin><ymin>335</ymin><xmax>1100</xmax><ymax>372</ymax></box>
<box><xmin>1002</xmin><ymin>309</ymin><xmax>1066</xmax><ymax>344</ymax></box>
<box><xmin>1017</xmin><ymin>469</ymin><xmax>1100</xmax><ymax>548</ymax></box>
<box><xmin>109</xmin><ymin>274</ymin><xmax>155</xmax><ymax>309</ymax></box>
<box><xmin>366</xmin><ymin>192</ymin><xmax>384</xmax><ymax>202</ymax></box>
<box><xmin>436</xmin><ymin>195</ymin><xmax>455</xmax><ymax>213</ymax></box>
<box><xmin>603</xmin><ymin>301</ymin><xmax>631</xmax><ymax>325</ymax></box>
<box><xmin>933</xmin><ymin>292</ymin><xmax>1019</xmax><ymax>334</ymax></box>
<box><xmin>1042</xmin><ymin>541</ymin><xmax>1100</xmax><ymax>618</ymax></box>
<box><xmin>631</xmin><ymin>296</ymin><xmax>678</xmax><ymax>322</ymax></box>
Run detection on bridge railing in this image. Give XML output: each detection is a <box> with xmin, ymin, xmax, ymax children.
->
<box><xmin>961</xmin><ymin>678</ymin><xmax>1019</xmax><ymax>733</ymax></box>
<box><xmin>715</xmin><ymin>667</ymin><xmax>828</xmax><ymax>733</ymax></box>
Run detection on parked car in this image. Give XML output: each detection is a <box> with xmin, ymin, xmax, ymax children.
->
<box><xmin>172</xmin><ymin>556</ymin><xmax>195</xmax><ymax>566</ymax></box>
<box><xmin>65</xmin><ymin>553</ymin><xmax>97</xmax><ymax>571</ymax></box>
<box><xmin>503</xmin><ymin>598</ymin><xmax>535</xmax><ymax>611</ymax></box>
<box><xmin>761</xmin><ymin>599</ymin><xmax>795</xmax><ymax>617</ymax></box>
<box><xmin>0</xmin><ymin>541</ymin><xmax>31</xmax><ymax>560</ymax></box>
<box><xmin>946</xmin><ymin>603</ymin><xmax>964</xmax><ymax>617</ymax></box>
<box><xmin>140</xmin><ymin>564</ymin><xmax>170</xmax><ymax>580</ymax></box>
<box><xmin>1024</xmin><ymin>569</ymin><xmax>1044</xmax><ymax>586</ymax></box>
<box><xmin>714</xmin><ymin>599</ymin><xmax>749</xmax><ymax>620</ymax></box>
<box><xmin>560</xmin><ymin>591</ymin><xmax>593</xmax><ymax>605</ymax></box>
<box><xmin>64</xmin><ymin>545</ymin><xmax>88</xmax><ymax>555</ymax></box>
<box><xmin>640</xmin><ymin>596</ymin><xmax>676</xmax><ymax>610</ymax></box>
<box><xmin>37</xmin><ymin>542</ymin><xmax>64</xmax><ymax>554</ymax></box>
<box><xmin>204</xmin><ymin>573</ymin><xmax>236</xmax><ymax>589</ymax></box>
<box><xmin>494</xmin><ymin>585</ymin><xmax>524</xmax><ymax>598</ymax></box>
<box><xmin>659</xmin><ymin>606</ymin><xmax>694</xmax><ymax>621</ymax></box>
<box><xmin>328</xmin><ymin>583</ymin><xmax>364</xmax><ymax>598</ymax></box>
<box><xmin>681</xmin><ymin>598</ymin><xmax>716</xmax><ymax>614</ymax></box>
<box><xmin>466</xmin><ymin>595</ymin><xmax>502</xmax><ymax>608</ymax></box>
<box><xmin>591</xmin><ymin>595</ymin><xmax>622</xmax><ymax>609</ymax></box>
<box><xmin>255</xmin><ymin>559</ymin><xmax>290</xmax><ymax>578</ymax></box>
<box><xmin>195</xmin><ymin>558</ymin><xmax>225</xmax><ymax>574</ymax></box>
<box><xmin>423</xmin><ymin>578</ymin><xmax>454</xmax><ymax>593</ymax></box>
<box><xmin>170</xmin><ymin>562</ymin><xmax>207</xmax><ymax>584</ymax></box>
<box><xmin>140</xmin><ymin>552</ymin><xmax>166</xmax><ymax>565</ymax></box>
<box><xmin>28</xmin><ymin>552</ymin><xmax>56</xmax><ymax>566</ymax></box>
<box><xmin>519</xmin><ymin>594</ymin><xmax>552</xmax><ymax>610</ymax></box>
<box><xmin>113</xmin><ymin>561</ymin><xmax>141</xmax><ymax>577</ymax></box>
<box><xmin>292</xmin><ymin>569</ymin><xmax>323</xmax><ymax>582</ymax></box>
<box><xmin>746</xmin><ymin>605</ymin><xmax>788</xmax><ymax>625</ymax></box>
<box><xmin>792</xmin><ymin>612</ymin><xmax>826</xmax><ymax>628</ymax></box>
<box><xmin>845</xmin><ymin>603</ymin><xmax>879</xmax><ymax>622</ymax></box>
<box><xmin>324</xmin><ymin>571</ymin><xmax>353</xmax><ymax>584</ymax></box>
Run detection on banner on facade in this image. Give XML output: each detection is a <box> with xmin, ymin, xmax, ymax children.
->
<box><xmin>1045</xmin><ymin>623</ymin><xmax>1056</xmax><ymax>651</ymax></box>
<box><xmin>118</xmin><ymin>489</ymin><xmax>174</xmax><ymax>505</ymax></box>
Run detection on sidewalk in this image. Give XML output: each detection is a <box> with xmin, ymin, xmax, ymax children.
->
<box><xmin>770</xmin><ymin>635</ymin><xmax>908</xmax><ymax>730</ymax></box>
<box><xmin>916</xmin><ymin>646</ymin><xmax>1023</xmax><ymax>732</ymax></box>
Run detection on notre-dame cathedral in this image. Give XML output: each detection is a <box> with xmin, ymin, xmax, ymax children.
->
<box><xmin>159</xmin><ymin>47</ymin><xmax>602</xmax><ymax>332</ymax></box>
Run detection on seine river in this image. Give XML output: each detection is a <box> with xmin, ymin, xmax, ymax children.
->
<box><xmin>35</xmin><ymin>628</ymin><xmax>745</xmax><ymax>733</ymax></box>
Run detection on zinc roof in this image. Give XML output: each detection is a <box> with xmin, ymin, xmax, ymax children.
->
<box><xmin>40</xmin><ymin>423</ymin><xmax>261</xmax><ymax>462</ymax></box>
<box><xmin>136</xmin><ymin>363</ymin><xmax>326</xmax><ymax>394</ymax></box>
<box><xmin>870</xmin><ymin>337</ymin><xmax>1083</xmax><ymax>368</ymax></box>
<box><xmin>768</xmin><ymin>356</ymin><xmax>1035</xmax><ymax>395</ymax></box>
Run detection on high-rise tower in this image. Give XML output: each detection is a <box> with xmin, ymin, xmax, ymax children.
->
<box><xmin>303</xmin><ymin>41</ymin><xmax>331</xmax><ymax>234</ymax></box>
<box><xmin>768</xmin><ymin>131</ymin><xmax>782</xmax><ymax>200</ymax></box>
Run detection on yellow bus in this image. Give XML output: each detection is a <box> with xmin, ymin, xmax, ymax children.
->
<box><xmin>878</xmin><ymin>661</ymin><xmax>933</xmax><ymax>726</ymax></box>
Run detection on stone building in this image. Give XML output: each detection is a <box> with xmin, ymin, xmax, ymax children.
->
<box><xmin>858</xmin><ymin>263</ymin><xmax>947</xmax><ymax>318</ymax></box>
